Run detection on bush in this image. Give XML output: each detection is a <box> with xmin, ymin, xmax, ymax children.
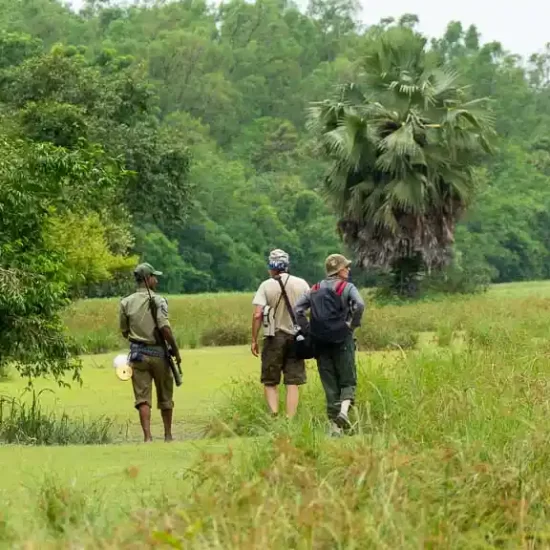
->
<box><xmin>0</xmin><ymin>363</ymin><xmax>10</xmax><ymax>380</ymax></box>
<box><xmin>201</xmin><ymin>323</ymin><xmax>249</xmax><ymax>347</ymax></box>
<box><xmin>0</xmin><ymin>391</ymin><xmax>114</xmax><ymax>445</ymax></box>
<box><xmin>356</xmin><ymin>324</ymin><xmax>419</xmax><ymax>351</ymax></box>
<box><xmin>421</xmin><ymin>262</ymin><xmax>492</xmax><ymax>295</ymax></box>
<box><xmin>436</xmin><ymin>323</ymin><xmax>454</xmax><ymax>347</ymax></box>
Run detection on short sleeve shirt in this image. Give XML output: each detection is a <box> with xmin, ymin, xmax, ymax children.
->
<box><xmin>119</xmin><ymin>288</ymin><xmax>170</xmax><ymax>345</ymax></box>
<box><xmin>252</xmin><ymin>274</ymin><xmax>310</xmax><ymax>335</ymax></box>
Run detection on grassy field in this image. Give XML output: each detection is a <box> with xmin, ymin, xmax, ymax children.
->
<box><xmin>3</xmin><ymin>281</ymin><xmax>550</xmax><ymax>546</ymax></box>
<box><xmin>0</xmin><ymin>346</ymin><xmax>262</xmax><ymax>439</ymax></box>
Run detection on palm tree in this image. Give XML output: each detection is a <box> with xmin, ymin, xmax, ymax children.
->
<box><xmin>308</xmin><ymin>26</ymin><xmax>495</xmax><ymax>295</ymax></box>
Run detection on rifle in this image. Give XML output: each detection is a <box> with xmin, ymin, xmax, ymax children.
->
<box><xmin>144</xmin><ymin>280</ymin><xmax>183</xmax><ymax>387</ymax></box>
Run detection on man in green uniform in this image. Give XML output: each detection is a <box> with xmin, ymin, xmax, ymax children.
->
<box><xmin>119</xmin><ymin>263</ymin><xmax>181</xmax><ymax>442</ymax></box>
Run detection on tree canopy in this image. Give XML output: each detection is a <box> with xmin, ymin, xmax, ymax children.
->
<box><xmin>2</xmin><ymin>1</ymin><xmax>550</xmax><ymax>377</ymax></box>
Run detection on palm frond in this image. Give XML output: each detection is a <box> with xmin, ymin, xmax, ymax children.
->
<box><xmin>308</xmin><ymin>26</ymin><xmax>494</xmax><ymax>270</ymax></box>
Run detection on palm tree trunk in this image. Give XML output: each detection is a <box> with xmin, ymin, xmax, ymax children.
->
<box><xmin>390</xmin><ymin>254</ymin><xmax>424</xmax><ymax>298</ymax></box>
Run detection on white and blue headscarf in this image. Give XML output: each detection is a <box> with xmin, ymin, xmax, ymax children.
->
<box><xmin>268</xmin><ymin>249</ymin><xmax>289</xmax><ymax>271</ymax></box>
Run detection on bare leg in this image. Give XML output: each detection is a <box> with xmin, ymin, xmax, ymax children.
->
<box><xmin>161</xmin><ymin>409</ymin><xmax>173</xmax><ymax>442</ymax></box>
<box><xmin>264</xmin><ymin>385</ymin><xmax>279</xmax><ymax>415</ymax></box>
<box><xmin>285</xmin><ymin>385</ymin><xmax>299</xmax><ymax>418</ymax></box>
<box><xmin>138</xmin><ymin>404</ymin><xmax>152</xmax><ymax>442</ymax></box>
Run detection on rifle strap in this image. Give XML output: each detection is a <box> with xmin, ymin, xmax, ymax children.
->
<box><xmin>147</xmin><ymin>295</ymin><xmax>161</xmax><ymax>339</ymax></box>
<box><xmin>145</xmin><ymin>286</ymin><xmax>169</xmax><ymax>351</ymax></box>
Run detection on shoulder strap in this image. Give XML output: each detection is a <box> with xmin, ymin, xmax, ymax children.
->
<box><xmin>334</xmin><ymin>280</ymin><xmax>348</xmax><ymax>296</ymax></box>
<box><xmin>311</xmin><ymin>282</ymin><xmax>320</xmax><ymax>292</ymax></box>
<box><xmin>341</xmin><ymin>282</ymin><xmax>352</xmax><ymax>303</ymax></box>
<box><xmin>271</xmin><ymin>275</ymin><xmax>288</xmax><ymax>315</ymax></box>
<box><xmin>276</xmin><ymin>276</ymin><xmax>298</xmax><ymax>326</ymax></box>
<box><xmin>146</xmin><ymin>292</ymin><xmax>163</xmax><ymax>344</ymax></box>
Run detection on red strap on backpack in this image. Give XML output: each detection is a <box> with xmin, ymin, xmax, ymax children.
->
<box><xmin>334</xmin><ymin>280</ymin><xmax>348</xmax><ymax>296</ymax></box>
<box><xmin>311</xmin><ymin>281</ymin><xmax>347</xmax><ymax>294</ymax></box>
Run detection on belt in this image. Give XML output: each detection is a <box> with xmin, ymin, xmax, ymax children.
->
<box><xmin>129</xmin><ymin>341</ymin><xmax>165</xmax><ymax>359</ymax></box>
<box><xmin>129</xmin><ymin>338</ymin><xmax>157</xmax><ymax>346</ymax></box>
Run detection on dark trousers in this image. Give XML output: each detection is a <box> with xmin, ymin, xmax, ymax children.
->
<box><xmin>316</xmin><ymin>333</ymin><xmax>357</xmax><ymax>421</ymax></box>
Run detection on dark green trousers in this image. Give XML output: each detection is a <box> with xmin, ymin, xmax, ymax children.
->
<box><xmin>315</xmin><ymin>333</ymin><xmax>357</xmax><ymax>421</ymax></box>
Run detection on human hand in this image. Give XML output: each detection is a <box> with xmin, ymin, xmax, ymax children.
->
<box><xmin>251</xmin><ymin>340</ymin><xmax>259</xmax><ymax>357</ymax></box>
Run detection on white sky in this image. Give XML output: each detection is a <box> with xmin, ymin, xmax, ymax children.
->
<box><xmin>359</xmin><ymin>0</ymin><xmax>550</xmax><ymax>58</ymax></box>
<box><xmin>68</xmin><ymin>0</ymin><xmax>549</xmax><ymax>58</ymax></box>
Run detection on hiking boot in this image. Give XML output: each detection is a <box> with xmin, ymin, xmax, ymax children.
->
<box><xmin>335</xmin><ymin>411</ymin><xmax>352</xmax><ymax>431</ymax></box>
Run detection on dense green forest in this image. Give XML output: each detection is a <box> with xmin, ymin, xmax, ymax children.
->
<box><xmin>2</xmin><ymin>0</ymin><xmax>550</xmax><ymax>299</ymax></box>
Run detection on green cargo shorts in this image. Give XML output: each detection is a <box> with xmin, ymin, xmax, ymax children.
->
<box><xmin>131</xmin><ymin>354</ymin><xmax>174</xmax><ymax>410</ymax></box>
<box><xmin>261</xmin><ymin>331</ymin><xmax>307</xmax><ymax>386</ymax></box>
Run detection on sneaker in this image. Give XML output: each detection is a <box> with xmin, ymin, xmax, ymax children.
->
<box><xmin>335</xmin><ymin>411</ymin><xmax>352</xmax><ymax>431</ymax></box>
<box><xmin>328</xmin><ymin>421</ymin><xmax>343</xmax><ymax>438</ymax></box>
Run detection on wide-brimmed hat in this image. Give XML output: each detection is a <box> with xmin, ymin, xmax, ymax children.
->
<box><xmin>325</xmin><ymin>254</ymin><xmax>352</xmax><ymax>276</ymax></box>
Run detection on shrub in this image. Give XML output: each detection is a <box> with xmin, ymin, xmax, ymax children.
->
<box><xmin>436</xmin><ymin>323</ymin><xmax>454</xmax><ymax>347</ymax></box>
<box><xmin>0</xmin><ymin>363</ymin><xmax>10</xmax><ymax>380</ymax></box>
<box><xmin>200</xmin><ymin>323</ymin><xmax>249</xmax><ymax>347</ymax></box>
<box><xmin>356</xmin><ymin>324</ymin><xmax>419</xmax><ymax>351</ymax></box>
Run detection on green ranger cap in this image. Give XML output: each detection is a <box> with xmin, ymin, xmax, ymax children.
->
<box><xmin>134</xmin><ymin>262</ymin><xmax>163</xmax><ymax>279</ymax></box>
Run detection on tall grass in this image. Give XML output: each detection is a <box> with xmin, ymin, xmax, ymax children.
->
<box><xmin>64</xmin><ymin>284</ymin><xmax>550</xmax><ymax>354</ymax></box>
<box><xmin>0</xmin><ymin>390</ymin><xmax>115</xmax><ymax>445</ymax></box>
<box><xmin>64</xmin><ymin>292</ymin><xmax>253</xmax><ymax>353</ymax></box>
<box><xmin>102</xmin><ymin>324</ymin><xmax>550</xmax><ymax>548</ymax></box>
<box><xmin>37</xmin><ymin>475</ymin><xmax>103</xmax><ymax>535</ymax></box>
<box><xmin>210</xmin><ymin>325</ymin><xmax>550</xmax><ymax>443</ymax></box>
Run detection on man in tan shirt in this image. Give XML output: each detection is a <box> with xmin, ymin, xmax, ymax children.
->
<box><xmin>251</xmin><ymin>249</ymin><xmax>309</xmax><ymax>418</ymax></box>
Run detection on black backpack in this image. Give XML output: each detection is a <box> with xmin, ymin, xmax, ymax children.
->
<box><xmin>309</xmin><ymin>280</ymin><xmax>351</xmax><ymax>344</ymax></box>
